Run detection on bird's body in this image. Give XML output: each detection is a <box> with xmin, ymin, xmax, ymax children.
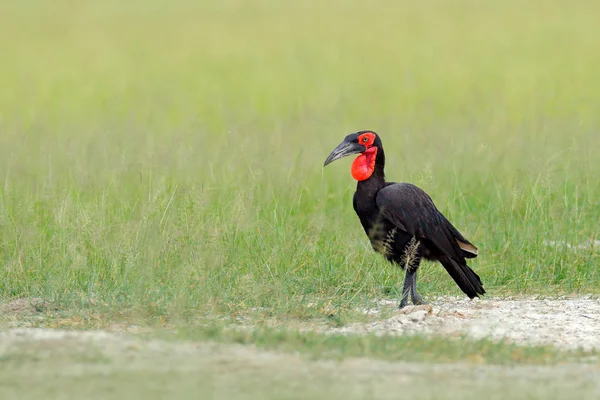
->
<box><xmin>324</xmin><ymin>131</ymin><xmax>485</xmax><ymax>308</ymax></box>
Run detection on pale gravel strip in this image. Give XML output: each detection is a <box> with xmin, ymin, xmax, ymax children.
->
<box><xmin>327</xmin><ymin>296</ymin><xmax>600</xmax><ymax>350</ymax></box>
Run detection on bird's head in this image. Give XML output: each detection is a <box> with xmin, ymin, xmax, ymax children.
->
<box><xmin>323</xmin><ymin>131</ymin><xmax>383</xmax><ymax>181</ymax></box>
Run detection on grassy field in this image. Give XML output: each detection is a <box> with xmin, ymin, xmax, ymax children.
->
<box><xmin>0</xmin><ymin>1</ymin><xmax>599</xmax><ymax>394</ymax></box>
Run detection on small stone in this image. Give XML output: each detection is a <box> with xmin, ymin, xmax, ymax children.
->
<box><xmin>398</xmin><ymin>304</ymin><xmax>433</xmax><ymax>315</ymax></box>
<box><xmin>409</xmin><ymin>310</ymin><xmax>429</xmax><ymax>322</ymax></box>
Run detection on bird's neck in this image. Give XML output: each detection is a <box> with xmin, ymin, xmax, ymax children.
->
<box><xmin>356</xmin><ymin>148</ymin><xmax>386</xmax><ymax>196</ymax></box>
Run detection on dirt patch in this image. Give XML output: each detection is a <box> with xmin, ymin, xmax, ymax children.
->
<box><xmin>0</xmin><ymin>298</ymin><xmax>51</xmax><ymax>315</ymax></box>
<box><xmin>327</xmin><ymin>296</ymin><xmax>600</xmax><ymax>350</ymax></box>
<box><xmin>1</xmin><ymin>296</ymin><xmax>599</xmax><ymax>351</ymax></box>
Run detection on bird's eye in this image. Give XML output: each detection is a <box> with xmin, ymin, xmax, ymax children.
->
<box><xmin>362</xmin><ymin>137</ymin><xmax>368</xmax><ymax>142</ymax></box>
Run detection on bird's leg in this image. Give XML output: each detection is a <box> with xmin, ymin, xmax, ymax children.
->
<box><xmin>398</xmin><ymin>268</ymin><xmax>413</xmax><ymax>309</ymax></box>
<box><xmin>398</xmin><ymin>238</ymin><xmax>429</xmax><ymax>308</ymax></box>
<box><xmin>398</xmin><ymin>269</ymin><xmax>429</xmax><ymax>308</ymax></box>
<box><xmin>410</xmin><ymin>270</ymin><xmax>428</xmax><ymax>306</ymax></box>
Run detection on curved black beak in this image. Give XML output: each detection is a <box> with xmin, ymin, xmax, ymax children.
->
<box><xmin>323</xmin><ymin>139</ymin><xmax>365</xmax><ymax>166</ymax></box>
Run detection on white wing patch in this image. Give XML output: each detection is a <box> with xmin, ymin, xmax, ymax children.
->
<box><xmin>457</xmin><ymin>240</ymin><xmax>478</xmax><ymax>255</ymax></box>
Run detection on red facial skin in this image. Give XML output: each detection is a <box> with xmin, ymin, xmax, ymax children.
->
<box><xmin>351</xmin><ymin>132</ymin><xmax>377</xmax><ymax>181</ymax></box>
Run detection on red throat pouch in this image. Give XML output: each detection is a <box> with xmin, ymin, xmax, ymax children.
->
<box><xmin>351</xmin><ymin>147</ymin><xmax>378</xmax><ymax>181</ymax></box>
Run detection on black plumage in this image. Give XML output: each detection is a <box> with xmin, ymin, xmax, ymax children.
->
<box><xmin>324</xmin><ymin>131</ymin><xmax>485</xmax><ymax>308</ymax></box>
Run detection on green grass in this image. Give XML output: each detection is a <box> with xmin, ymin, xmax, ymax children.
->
<box><xmin>1</xmin><ymin>0</ymin><xmax>599</xmax><ymax>324</ymax></box>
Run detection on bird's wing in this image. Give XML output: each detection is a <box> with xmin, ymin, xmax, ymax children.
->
<box><xmin>375</xmin><ymin>182</ymin><xmax>476</xmax><ymax>260</ymax></box>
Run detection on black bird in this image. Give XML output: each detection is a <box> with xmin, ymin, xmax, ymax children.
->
<box><xmin>324</xmin><ymin>131</ymin><xmax>485</xmax><ymax>308</ymax></box>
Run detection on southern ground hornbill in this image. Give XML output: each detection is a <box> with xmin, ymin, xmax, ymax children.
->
<box><xmin>324</xmin><ymin>130</ymin><xmax>485</xmax><ymax>308</ymax></box>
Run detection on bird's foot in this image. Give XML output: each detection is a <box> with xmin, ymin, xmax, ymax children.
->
<box><xmin>398</xmin><ymin>287</ymin><xmax>411</xmax><ymax>309</ymax></box>
<box><xmin>411</xmin><ymin>294</ymin><xmax>428</xmax><ymax>306</ymax></box>
<box><xmin>398</xmin><ymin>294</ymin><xmax>428</xmax><ymax>309</ymax></box>
<box><xmin>398</xmin><ymin>304</ymin><xmax>433</xmax><ymax>315</ymax></box>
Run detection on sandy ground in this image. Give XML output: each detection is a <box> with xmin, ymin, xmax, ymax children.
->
<box><xmin>328</xmin><ymin>296</ymin><xmax>600</xmax><ymax>351</ymax></box>
<box><xmin>1</xmin><ymin>296</ymin><xmax>599</xmax><ymax>351</ymax></box>
<box><xmin>1</xmin><ymin>296</ymin><xmax>599</xmax><ymax>399</ymax></box>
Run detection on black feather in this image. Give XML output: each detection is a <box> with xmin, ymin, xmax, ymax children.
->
<box><xmin>375</xmin><ymin>183</ymin><xmax>485</xmax><ymax>298</ymax></box>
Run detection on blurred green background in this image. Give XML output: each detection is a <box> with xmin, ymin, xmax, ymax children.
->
<box><xmin>1</xmin><ymin>0</ymin><xmax>598</xmax><ymax>319</ymax></box>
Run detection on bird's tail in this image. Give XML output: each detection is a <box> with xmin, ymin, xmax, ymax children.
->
<box><xmin>442</xmin><ymin>217</ymin><xmax>478</xmax><ymax>259</ymax></box>
<box><xmin>439</xmin><ymin>256</ymin><xmax>486</xmax><ymax>299</ymax></box>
